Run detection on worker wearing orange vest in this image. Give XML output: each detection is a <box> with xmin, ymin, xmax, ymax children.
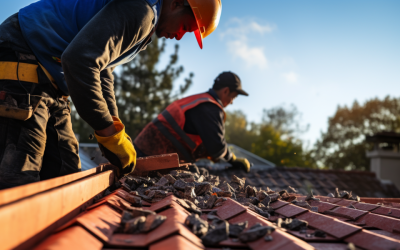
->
<box><xmin>134</xmin><ymin>72</ymin><xmax>251</xmax><ymax>172</ymax></box>
<box><xmin>0</xmin><ymin>0</ymin><xmax>222</xmax><ymax>189</ymax></box>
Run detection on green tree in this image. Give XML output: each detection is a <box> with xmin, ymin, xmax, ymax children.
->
<box><xmin>251</xmin><ymin>124</ymin><xmax>314</xmax><ymax>167</ymax></box>
<box><xmin>225</xmin><ymin>105</ymin><xmax>315</xmax><ymax>167</ymax></box>
<box><xmin>225</xmin><ymin>110</ymin><xmax>258</xmax><ymax>151</ymax></box>
<box><xmin>72</xmin><ymin>36</ymin><xmax>193</xmax><ymax>142</ymax></box>
<box><xmin>313</xmin><ymin>96</ymin><xmax>400</xmax><ymax>170</ymax></box>
<box><xmin>254</xmin><ymin>105</ymin><xmax>314</xmax><ymax>167</ymax></box>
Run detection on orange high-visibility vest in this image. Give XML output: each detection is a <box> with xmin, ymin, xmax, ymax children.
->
<box><xmin>134</xmin><ymin>93</ymin><xmax>225</xmax><ymax>162</ymax></box>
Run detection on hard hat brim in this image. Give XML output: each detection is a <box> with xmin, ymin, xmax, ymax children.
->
<box><xmin>194</xmin><ymin>29</ymin><xmax>203</xmax><ymax>49</ymax></box>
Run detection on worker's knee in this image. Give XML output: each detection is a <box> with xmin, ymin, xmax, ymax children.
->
<box><xmin>0</xmin><ymin>144</ymin><xmax>42</xmax><ymax>189</ymax></box>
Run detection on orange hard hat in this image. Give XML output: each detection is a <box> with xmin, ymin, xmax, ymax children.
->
<box><xmin>186</xmin><ymin>0</ymin><xmax>222</xmax><ymax>49</ymax></box>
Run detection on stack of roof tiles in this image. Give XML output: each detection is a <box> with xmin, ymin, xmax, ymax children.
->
<box><xmin>32</xmin><ymin>170</ymin><xmax>400</xmax><ymax>250</ymax></box>
<box><xmin>212</xmin><ymin>167</ymin><xmax>400</xmax><ymax>198</ymax></box>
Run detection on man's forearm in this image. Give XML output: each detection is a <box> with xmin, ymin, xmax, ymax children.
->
<box><xmin>62</xmin><ymin>0</ymin><xmax>153</xmax><ymax>131</ymax></box>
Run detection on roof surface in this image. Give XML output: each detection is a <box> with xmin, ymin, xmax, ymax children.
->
<box><xmin>2</xmin><ymin>154</ymin><xmax>400</xmax><ymax>250</ymax></box>
<box><xmin>229</xmin><ymin>144</ymin><xmax>276</xmax><ymax>169</ymax></box>
<box><xmin>211</xmin><ymin>167</ymin><xmax>400</xmax><ymax>198</ymax></box>
<box><xmin>33</xmin><ymin>187</ymin><xmax>400</xmax><ymax>250</ymax></box>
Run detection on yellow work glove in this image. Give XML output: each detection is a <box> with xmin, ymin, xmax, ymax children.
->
<box><xmin>229</xmin><ymin>153</ymin><xmax>251</xmax><ymax>173</ymax></box>
<box><xmin>95</xmin><ymin>117</ymin><xmax>136</xmax><ymax>178</ymax></box>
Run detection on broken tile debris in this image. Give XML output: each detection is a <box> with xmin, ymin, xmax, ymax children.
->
<box><xmin>80</xmin><ymin>162</ymin><xmax>400</xmax><ymax>250</ymax></box>
<box><xmin>238</xmin><ymin>223</ymin><xmax>275</xmax><ymax>243</ymax></box>
<box><xmin>185</xmin><ymin>214</ymin><xmax>208</xmax><ymax>237</ymax></box>
<box><xmin>120</xmin><ymin>209</ymin><xmax>166</xmax><ymax>234</ymax></box>
<box><xmin>278</xmin><ymin>218</ymin><xmax>308</xmax><ymax>231</ymax></box>
<box><xmin>201</xmin><ymin>220</ymin><xmax>229</xmax><ymax>246</ymax></box>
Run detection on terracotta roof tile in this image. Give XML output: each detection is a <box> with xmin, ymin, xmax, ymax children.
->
<box><xmin>275</xmin><ymin>204</ymin><xmax>309</xmax><ymax>218</ymax></box>
<box><xmin>296</xmin><ymin>212</ymin><xmax>361</xmax><ymax>239</ymax></box>
<box><xmin>369</xmin><ymin>230</ymin><xmax>400</xmax><ymax>241</ymax></box>
<box><xmin>148</xmin><ymin>194</ymin><xmax>178</xmax><ymax>212</ymax></box>
<box><xmin>308</xmin><ymin>200</ymin><xmax>339</xmax><ymax>213</ymax></box>
<box><xmin>324</xmin><ymin>207</ymin><xmax>368</xmax><ymax>221</ymax></box>
<box><xmin>356</xmin><ymin>213</ymin><xmax>400</xmax><ymax>233</ymax></box>
<box><xmin>372</xmin><ymin>206</ymin><xmax>400</xmax><ymax>219</ymax></box>
<box><xmin>228</xmin><ymin>210</ymin><xmax>269</xmax><ymax>228</ymax></box>
<box><xmin>247</xmin><ymin>229</ymin><xmax>314</xmax><ymax>250</ymax></box>
<box><xmin>33</xmin><ymin>226</ymin><xmax>103</xmax><ymax>250</ymax></box>
<box><xmin>334</xmin><ymin>199</ymin><xmax>357</xmax><ymax>207</ymax></box>
<box><xmin>360</xmin><ymin>197</ymin><xmax>400</xmax><ymax>204</ymax></box>
<box><xmin>344</xmin><ymin>229</ymin><xmax>400</xmax><ymax>250</ymax></box>
<box><xmin>73</xmin><ymin>204</ymin><xmax>121</xmax><ymax>242</ymax></box>
<box><xmin>134</xmin><ymin>153</ymin><xmax>179</xmax><ymax>172</ymax></box>
<box><xmin>214</xmin><ymin>198</ymin><xmax>247</xmax><ymax>220</ymax></box>
<box><xmin>114</xmin><ymin>189</ymin><xmax>138</xmax><ymax>203</ymax></box>
<box><xmin>86</xmin><ymin>192</ymin><xmax>131</xmax><ymax>212</ymax></box>
<box><xmin>246</xmin><ymin>209</ymin><xmax>273</xmax><ymax>223</ymax></box>
<box><xmin>270</xmin><ymin>200</ymin><xmax>290</xmax><ymax>209</ymax></box>
<box><xmin>149</xmin><ymin>235</ymin><xmax>204</xmax><ymax>250</ymax></box>
<box><xmin>323</xmin><ymin>214</ymin><xmax>353</xmax><ymax>222</ymax></box>
<box><xmin>228</xmin><ymin>210</ymin><xmax>312</xmax><ymax>250</ymax></box>
<box><xmin>308</xmin><ymin>242</ymin><xmax>348</xmax><ymax>250</ymax></box>
<box><xmin>288</xmin><ymin>229</ymin><xmax>339</xmax><ymax>242</ymax></box>
<box><xmin>142</xmin><ymin>200</ymin><xmax>152</xmax><ymax>206</ymax></box>
<box><xmin>352</xmin><ymin>202</ymin><xmax>380</xmax><ymax>211</ymax></box>
<box><xmin>218</xmin><ymin>238</ymin><xmax>248</xmax><ymax>248</ymax></box>
<box><xmin>108</xmin><ymin>206</ymin><xmax>202</xmax><ymax>248</ymax></box>
<box><xmin>295</xmin><ymin>195</ymin><xmax>307</xmax><ymax>202</ymax></box>
<box><xmin>323</xmin><ymin>198</ymin><xmax>344</xmax><ymax>204</ymax></box>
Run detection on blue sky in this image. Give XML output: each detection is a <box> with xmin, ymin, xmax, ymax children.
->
<box><xmin>2</xmin><ymin>0</ymin><xmax>400</xmax><ymax>147</ymax></box>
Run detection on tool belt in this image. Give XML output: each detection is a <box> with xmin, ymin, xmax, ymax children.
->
<box><xmin>0</xmin><ymin>61</ymin><xmax>59</xmax><ymax>90</ymax></box>
<box><xmin>0</xmin><ymin>61</ymin><xmax>64</xmax><ymax>121</ymax></box>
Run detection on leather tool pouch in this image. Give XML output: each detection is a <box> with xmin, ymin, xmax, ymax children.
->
<box><xmin>0</xmin><ymin>92</ymin><xmax>42</xmax><ymax>121</ymax></box>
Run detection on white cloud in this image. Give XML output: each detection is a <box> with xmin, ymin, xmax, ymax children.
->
<box><xmin>220</xmin><ymin>18</ymin><xmax>275</xmax><ymax>69</ymax></box>
<box><xmin>282</xmin><ymin>72</ymin><xmax>299</xmax><ymax>83</ymax></box>
<box><xmin>227</xmin><ymin>40</ymin><xmax>268</xmax><ymax>69</ymax></box>
<box><xmin>220</xmin><ymin>18</ymin><xmax>276</xmax><ymax>39</ymax></box>
<box><xmin>248</xmin><ymin>21</ymin><xmax>275</xmax><ymax>34</ymax></box>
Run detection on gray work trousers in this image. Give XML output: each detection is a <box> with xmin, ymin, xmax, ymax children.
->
<box><xmin>0</xmin><ymin>48</ymin><xmax>81</xmax><ymax>189</ymax></box>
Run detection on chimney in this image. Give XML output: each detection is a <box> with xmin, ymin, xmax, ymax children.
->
<box><xmin>366</xmin><ymin>132</ymin><xmax>400</xmax><ymax>190</ymax></box>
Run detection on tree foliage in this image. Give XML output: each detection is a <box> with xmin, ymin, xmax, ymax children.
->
<box><xmin>225</xmin><ymin>105</ymin><xmax>315</xmax><ymax>167</ymax></box>
<box><xmin>71</xmin><ymin>36</ymin><xmax>193</xmax><ymax>142</ymax></box>
<box><xmin>313</xmin><ymin>96</ymin><xmax>400</xmax><ymax>170</ymax></box>
<box><xmin>224</xmin><ymin>110</ymin><xmax>258</xmax><ymax>151</ymax></box>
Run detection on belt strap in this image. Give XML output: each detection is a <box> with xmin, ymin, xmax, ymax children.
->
<box><xmin>0</xmin><ymin>61</ymin><xmax>68</xmax><ymax>98</ymax></box>
<box><xmin>0</xmin><ymin>61</ymin><xmax>39</xmax><ymax>83</ymax></box>
<box><xmin>153</xmin><ymin>117</ymin><xmax>194</xmax><ymax>162</ymax></box>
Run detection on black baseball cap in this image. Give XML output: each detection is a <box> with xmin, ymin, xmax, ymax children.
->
<box><xmin>213</xmin><ymin>71</ymin><xmax>249</xmax><ymax>96</ymax></box>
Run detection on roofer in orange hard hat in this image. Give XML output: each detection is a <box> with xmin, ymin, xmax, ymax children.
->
<box><xmin>134</xmin><ymin>72</ymin><xmax>252</xmax><ymax>173</ymax></box>
<box><xmin>0</xmin><ymin>0</ymin><xmax>222</xmax><ymax>189</ymax></box>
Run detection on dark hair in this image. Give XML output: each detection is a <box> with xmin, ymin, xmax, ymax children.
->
<box><xmin>212</xmin><ymin>85</ymin><xmax>235</xmax><ymax>92</ymax></box>
<box><xmin>212</xmin><ymin>84</ymin><xmax>223</xmax><ymax>91</ymax></box>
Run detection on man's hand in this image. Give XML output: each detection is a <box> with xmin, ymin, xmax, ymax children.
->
<box><xmin>229</xmin><ymin>153</ymin><xmax>251</xmax><ymax>172</ymax></box>
<box><xmin>95</xmin><ymin>117</ymin><xmax>136</xmax><ymax>178</ymax></box>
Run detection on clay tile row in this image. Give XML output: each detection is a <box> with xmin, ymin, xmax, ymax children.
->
<box><xmin>304</xmin><ymin>195</ymin><xmax>400</xmax><ymax>233</ymax></box>
<box><xmin>296</xmin><ymin>211</ymin><xmax>361</xmax><ymax>239</ymax></box>
<box><xmin>210</xmin><ymin>167</ymin><xmax>400</xmax><ymax>198</ymax></box>
<box><xmin>33</xmin><ymin>226</ymin><xmax>103</xmax><ymax>250</ymax></box>
<box><xmin>34</xmin><ymin>184</ymin><xmax>400</xmax><ymax>250</ymax></box>
<box><xmin>108</xmin><ymin>206</ymin><xmax>201</xmax><ymax>248</ymax></box>
<box><xmin>227</xmin><ymin>208</ymin><xmax>313</xmax><ymax>250</ymax></box>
